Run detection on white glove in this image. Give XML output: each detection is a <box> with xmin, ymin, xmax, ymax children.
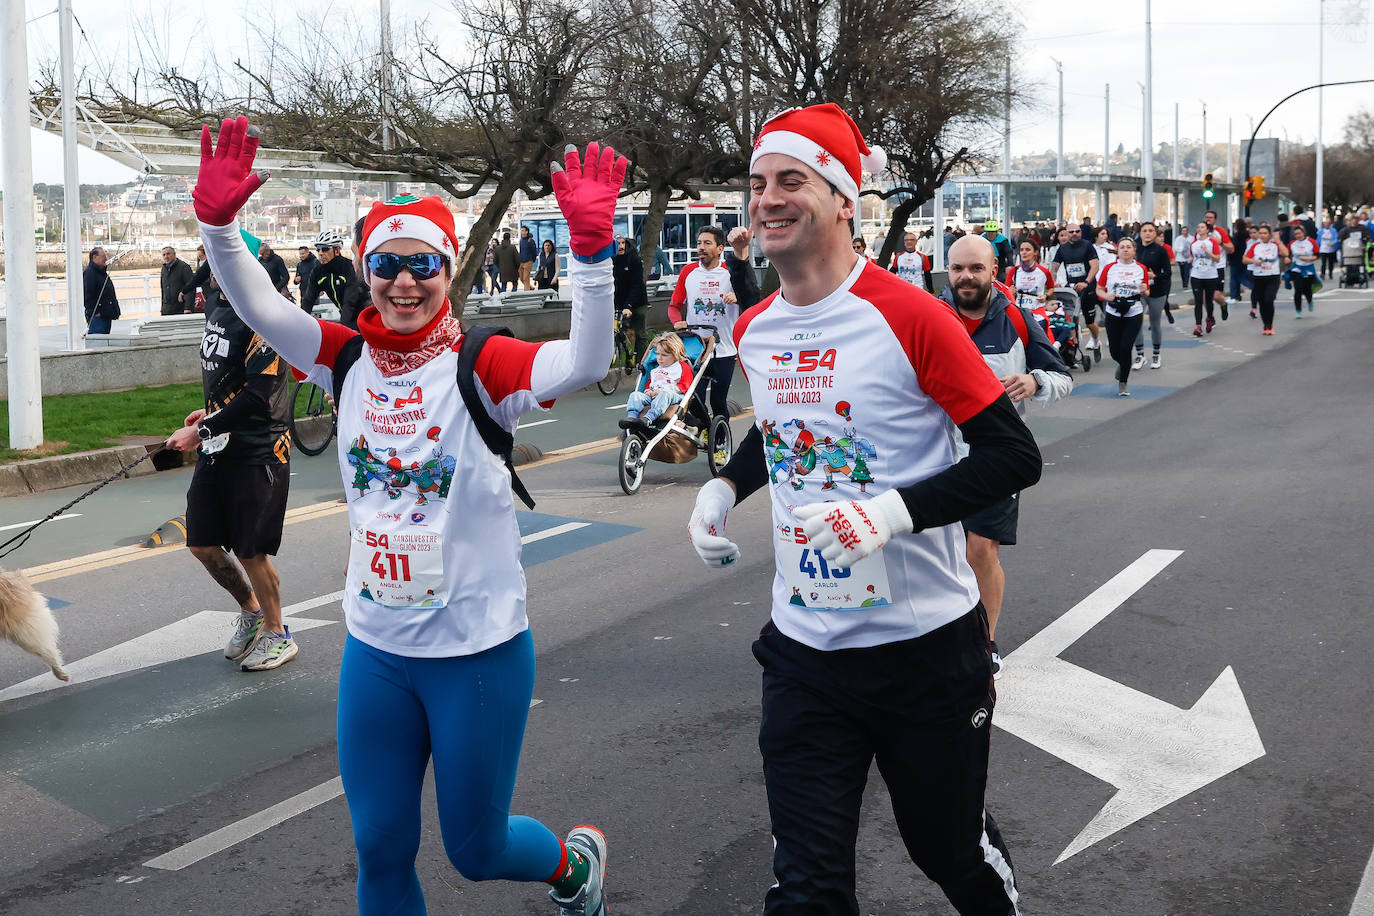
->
<box><xmin>792</xmin><ymin>489</ymin><xmax>914</xmax><ymax>567</ymax></box>
<box><xmin>688</xmin><ymin>477</ymin><xmax>740</xmax><ymax>568</ymax></box>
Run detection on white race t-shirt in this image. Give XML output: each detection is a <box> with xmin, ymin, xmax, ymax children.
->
<box><xmin>670</xmin><ymin>262</ymin><xmax>738</xmax><ymax>357</ymax></box>
<box><xmin>733</xmin><ymin>258</ymin><xmax>1006</xmax><ymax>651</ymax></box>
<box><xmin>1097</xmin><ymin>260</ymin><xmax>1149</xmax><ymax>317</ymax></box>
<box><xmin>1189</xmin><ymin>238</ymin><xmax>1223</xmax><ymax>280</ymax></box>
<box><xmin>1245</xmin><ymin>240</ymin><xmax>1283</xmax><ymax>276</ymax></box>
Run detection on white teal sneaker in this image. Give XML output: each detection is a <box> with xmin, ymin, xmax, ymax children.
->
<box><xmin>240</xmin><ymin>626</ymin><xmax>298</xmax><ymax>671</ymax></box>
<box><xmin>1150</xmin><ymin>353</ymin><xmax>1163</xmax><ymax>369</ymax></box>
<box><xmin>1131</xmin><ymin>352</ymin><xmax>1145</xmax><ymax>370</ymax></box>
<box><xmin>224</xmin><ymin>610</ymin><xmax>264</xmax><ymax>661</ymax></box>
<box><xmin>549</xmin><ymin>825</ymin><xmax>607</xmax><ymax>916</ymax></box>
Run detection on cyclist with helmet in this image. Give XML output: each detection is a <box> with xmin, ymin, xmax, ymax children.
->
<box><xmin>981</xmin><ymin>219</ymin><xmax>1014</xmax><ymax>272</ymax></box>
<box><xmin>302</xmin><ymin>227</ymin><xmax>357</xmax><ymax>316</ymax></box>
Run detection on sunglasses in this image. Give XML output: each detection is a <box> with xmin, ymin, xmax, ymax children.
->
<box><xmin>366</xmin><ymin>252</ymin><xmax>447</xmax><ymax>280</ymax></box>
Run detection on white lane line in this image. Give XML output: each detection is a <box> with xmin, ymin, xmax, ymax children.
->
<box><xmin>603</xmin><ymin>401</ymin><xmax>630</xmax><ymax>410</ymax></box>
<box><xmin>521</xmin><ymin>522</ymin><xmax>588</xmax><ymax>544</ymax></box>
<box><xmin>516</xmin><ymin>418</ymin><xmax>558</xmax><ymax>429</ymax></box>
<box><xmin>144</xmin><ymin>777</ymin><xmax>344</xmax><ymax>871</ymax></box>
<box><xmin>1352</xmin><ymin>842</ymin><xmax>1374</xmax><ymax>915</ymax></box>
<box><xmin>0</xmin><ymin>513</ymin><xmax>81</xmax><ymax>532</ymax></box>
<box><xmin>144</xmin><ymin>695</ymin><xmax>548</xmax><ymax>871</ymax></box>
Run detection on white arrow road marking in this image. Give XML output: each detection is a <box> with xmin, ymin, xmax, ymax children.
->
<box><xmin>4</xmin><ymin>521</ymin><xmax>593</xmax><ymax>703</ymax></box>
<box><xmin>0</xmin><ymin>610</ymin><xmax>339</xmax><ymax>704</ymax></box>
<box><xmin>1352</xmin><ymin>842</ymin><xmax>1374</xmax><ymax>915</ymax></box>
<box><xmin>995</xmin><ymin>549</ymin><xmax>1266</xmax><ymax>864</ymax></box>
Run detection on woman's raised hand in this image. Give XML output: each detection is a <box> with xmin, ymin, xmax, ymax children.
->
<box><xmin>192</xmin><ymin>116</ymin><xmax>268</xmax><ymax>226</ymax></box>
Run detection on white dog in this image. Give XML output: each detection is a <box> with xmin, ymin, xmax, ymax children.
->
<box><xmin>0</xmin><ymin>568</ymin><xmax>70</xmax><ymax>681</ymax></box>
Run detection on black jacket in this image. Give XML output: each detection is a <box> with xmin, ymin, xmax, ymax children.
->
<box><xmin>613</xmin><ymin>248</ymin><xmax>648</xmax><ymax>311</ymax></box>
<box><xmin>295</xmin><ymin>253</ymin><xmax>318</xmax><ymax>292</ymax></box>
<box><xmin>83</xmin><ymin>262</ymin><xmax>119</xmax><ymax>322</ymax></box>
<box><xmin>259</xmin><ymin>252</ymin><xmax>290</xmax><ymax>292</ymax></box>
<box><xmin>198</xmin><ymin>295</ymin><xmax>292</xmax><ymax>465</ymax></box>
<box><xmin>724</xmin><ymin>251</ymin><xmax>762</xmax><ymax>310</ymax></box>
<box><xmin>338</xmin><ymin>276</ymin><xmax>371</xmax><ymax>330</ymax></box>
<box><xmin>160</xmin><ymin>258</ymin><xmax>194</xmax><ymax>314</ymax></box>
<box><xmin>304</xmin><ymin>255</ymin><xmax>357</xmax><ymax>308</ymax></box>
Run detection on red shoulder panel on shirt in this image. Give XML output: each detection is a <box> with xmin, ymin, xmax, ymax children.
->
<box><xmin>315</xmin><ymin>318</ymin><xmax>360</xmax><ymax>368</ymax></box>
<box><xmin>732</xmin><ymin>292</ymin><xmax>779</xmax><ymax>381</ymax></box>
<box><xmin>471</xmin><ymin>334</ymin><xmax>546</xmax><ymax>405</ymax></box>
<box><xmin>849</xmin><ymin>263</ymin><xmax>1003</xmax><ymax>426</ymax></box>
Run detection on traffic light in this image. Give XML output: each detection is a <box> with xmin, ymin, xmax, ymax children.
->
<box><xmin>1243</xmin><ymin>178</ymin><xmax>1255</xmax><ymax>202</ymax></box>
<box><xmin>1202</xmin><ymin>172</ymin><xmax>1215</xmax><ymax>200</ymax></box>
<box><xmin>1252</xmin><ymin>176</ymin><xmax>1266</xmax><ymax>200</ymax></box>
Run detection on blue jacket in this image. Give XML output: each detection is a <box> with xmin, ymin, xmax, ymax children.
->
<box><xmin>519</xmin><ymin>235</ymin><xmax>538</xmax><ymax>263</ymax></box>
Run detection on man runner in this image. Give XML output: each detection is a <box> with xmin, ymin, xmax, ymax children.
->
<box><xmin>888</xmin><ymin>231</ymin><xmax>933</xmax><ymax>291</ymax></box>
<box><xmin>1052</xmin><ymin>225</ymin><xmax>1102</xmax><ymax>361</ymax></box>
<box><xmin>688</xmin><ymin>102</ymin><xmax>1037</xmax><ymax>916</ymax></box>
<box><xmin>1203</xmin><ymin>210</ymin><xmax>1235</xmax><ymax>323</ymax></box>
<box><xmin>943</xmin><ymin>235</ymin><xmax>1071</xmax><ymax>676</ymax></box>
<box><xmin>165</xmin><ymin>284</ymin><xmax>297</xmax><ymax>671</ymax></box>
<box><xmin>670</xmin><ymin>225</ymin><xmax>741</xmax><ymax>421</ymax></box>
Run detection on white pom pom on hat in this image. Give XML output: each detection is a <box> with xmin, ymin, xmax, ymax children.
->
<box><xmin>861</xmin><ymin>145</ymin><xmax>888</xmax><ymax>175</ymax></box>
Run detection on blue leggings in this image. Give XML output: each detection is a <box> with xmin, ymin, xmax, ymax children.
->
<box><xmin>338</xmin><ymin>630</ymin><xmax>562</xmax><ymax>915</ymax></box>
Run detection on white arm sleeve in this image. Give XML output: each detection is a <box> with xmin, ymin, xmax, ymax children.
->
<box><xmin>529</xmin><ymin>259</ymin><xmax>613</xmax><ymax>402</ymax></box>
<box><xmin>198</xmin><ymin>221</ymin><xmax>324</xmax><ymax>371</ymax></box>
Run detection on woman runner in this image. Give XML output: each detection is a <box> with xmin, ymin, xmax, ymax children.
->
<box><xmin>1096</xmin><ymin>237</ymin><xmax>1150</xmax><ymax>396</ymax></box>
<box><xmin>1188</xmin><ymin>222</ymin><xmax>1224</xmax><ymax>337</ymax></box>
<box><xmin>192</xmin><ymin>117</ymin><xmax>618</xmax><ymax>916</ymax></box>
<box><xmin>1242</xmin><ymin>223</ymin><xmax>1286</xmax><ymax>336</ymax></box>
<box><xmin>1288</xmin><ymin>225</ymin><xmax>1319</xmax><ymax>316</ymax></box>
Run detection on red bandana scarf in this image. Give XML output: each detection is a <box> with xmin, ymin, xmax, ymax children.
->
<box><xmin>355</xmin><ymin>302</ymin><xmax>462</xmax><ymax>377</ymax></box>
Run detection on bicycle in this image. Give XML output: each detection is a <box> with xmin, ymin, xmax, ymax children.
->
<box><xmin>291</xmin><ymin>378</ymin><xmax>337</xmax><ymax>456</ymax></box>
<box><xmin>597</xmin><ymin>311</ymin><xmax>638</xmax><ymax>395</ymax></box>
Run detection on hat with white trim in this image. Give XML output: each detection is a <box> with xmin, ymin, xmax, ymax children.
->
<box><xmin>749</xmin><ymin>103</ymin><xmax>887</xmax><ymax>205</ymax></box>
<box><xmin>358</xmin><ymin>194</ymin><xmax>459</xmax><ymax>278</ymax></box>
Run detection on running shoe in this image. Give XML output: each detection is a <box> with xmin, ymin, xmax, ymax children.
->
<box><xmin>1193</xmin><ymin>325</ymin><xmax>1204</xmax><ymax>338</ymax></box>
<box><xmin>1262</xmin><ymin>328</ymin><xmax>1274</xmax><ymax>336</ymax></box>
<box><xmin>240</xmin><ymin>627</ymin><xmax>298</xmax><ymax>671</ymax></box>
<box><xmin>1164</xmin><ymin>307</ymin><xmax>1175</xmax><ymax>324</ymax></box>
<box><xmin>1205</xmin><ymin>317</ymin><xmax>1215</xmax><ymax>334</ymax></box>
<box><xmin>1118</xmin><ymin>382</ymin><xmax>1130</xmax><ymax>397</ymax></box>
<box><xmin>224</xmin><ymin>609</ymin><xmax>264</xmax><ymax>661</ymax></box>
<box><xmin>1308</xmin><ymin>302</ymin><xmax>1314</xmax><ymax>312</ymax></box>
<box><xmin>1093</xmin><ymin>341</ymin><xmax>1103</xmax><ymax>364</ymax></box>
<box><xmin>1131</xmin><ymin>352</ymin><xmax>1145</xmax><ymax>370</ymax></box>
<box><xmin>1150</xmin><ymin>353</ymin><xmax>1162</xmax><ymax>369</ymax></box>
<box><xmin>1295</xmin><ymin>312</ymin><xmax>1303</xmax><ymax>319</ymax></box>
<box><xmin>549</xmin><ymin>826</ymin><xmax>608</xmax><ymax>916</ymax></box>
<box><xmin>1221</xmin><ymin>301</ymin><xmax>1230</xmax><ymax>321</ymax></box>
<box><xmin>1250</xmin><ymin>308</ymin><xmax>1258</xmax><ymax>319</ymax></box>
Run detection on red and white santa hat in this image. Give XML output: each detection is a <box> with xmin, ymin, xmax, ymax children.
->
<box><xmin>749</xmin><ymin>103</ymin><xmax>887</xmax><ymax>205</ymax></box>
<box><xmin>358</xmin><ymin>194</ymin><xmax>459</xmax><ymax>278</ymax></box>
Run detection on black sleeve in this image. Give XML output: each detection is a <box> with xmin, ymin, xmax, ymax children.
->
<box><xmin>718</xmin><ymin>423</ymin><xmax>769</xmax><ymax>505</ymax></box>
<box><xmin>200</xmin><ymin>373</ymin><xmax>273</xmax><ymax>437</ymax></box>
<box><xmin>895</xmin><ymin>394</ymin><xmax>1042</xmax><ymax>532</ymax></box>
<box><xmin>182</xmin><ymin>261</ymin><xmax>210</xmax><ymax>298</ymax></box>
<box><xmin>726</xmin><ymin>252</ymin><xmax>761</xmax><ymax>310</ymax></box>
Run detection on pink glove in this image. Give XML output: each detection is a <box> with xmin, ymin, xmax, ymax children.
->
<box><xmin>192</xmin><ymin>116</ymin><xmax>268</xmax><ymax>227</ymax></box>
<box><xmin>551</xmin><ymin>142</ymin><xmax>628</xmax><ymax>262</ymax></box>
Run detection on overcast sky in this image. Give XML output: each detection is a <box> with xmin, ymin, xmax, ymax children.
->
<box><xmin>5</xmin><ymin>0</ymin><xmax>1369</xmax><ymax>187</ymax></box>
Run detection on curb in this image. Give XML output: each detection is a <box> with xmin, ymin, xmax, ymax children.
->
<box><xmin>0</xmin><ymin>443</ymin><xmax>165</xmax><ymax>499</ymax></box>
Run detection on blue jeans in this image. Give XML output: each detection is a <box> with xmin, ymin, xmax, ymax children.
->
<box><xmin>337</xmin><ymin>631</ymin><xmax>562</xmax><ymax>915</ymax></box>
<box><xmin>1227</xmin><ymin>267</ymin><xmax>1248</xmax><ymax>301</ymax></box>
<box><xmin>627</xmin><ymin>388</ymin><xmax>683</xmax><ymax>422</ymax></box>
<box><xmin>87</xmin><ymin>314</ymin><xmax>112</xmax><ymax>335</ymax></box>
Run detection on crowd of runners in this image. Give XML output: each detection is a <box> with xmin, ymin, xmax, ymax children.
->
<box><xmin>163</xmin><ymin>97</ymin><xmax>1374</xmax><ymax>916</ymax></box>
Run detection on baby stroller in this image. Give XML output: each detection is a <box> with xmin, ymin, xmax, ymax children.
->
<box><xmin>1338</xmin><ymin>234</ymin><xmax>1369</xmax><ymax>288</ymax></box>
<box><xmin>615</xmin><ymin>325</ymin><xmax>733</xmax><ymax>495</ymax></box>
<box><xmin>1046</xmin><ymin>289</ymin><xmax>1091</xmax><ymax>373</ymax></box>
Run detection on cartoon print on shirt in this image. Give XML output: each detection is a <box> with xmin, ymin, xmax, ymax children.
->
<box><xmin>345</xmin><ymin>432</ymin><xmax>457</xmax><ymax>500</ymax></box>
<box><xmin>762</xmin><ymin>407</ymin><xmax>879</xmax><ymax>495</ymax></box>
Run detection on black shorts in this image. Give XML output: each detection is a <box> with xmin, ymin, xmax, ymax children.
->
<box><xmin>962</xmin><ymin>493</ymin><xmax>1019</xmax><ymax>545</ymax></box>
<box><xmin>186</xmin><ymin>457</ymin><xmax>290</xmax><ymax>558</ymax></box>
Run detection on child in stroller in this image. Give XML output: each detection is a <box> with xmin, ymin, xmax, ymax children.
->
<box><xmin>1339</xmin><ymin>233</ymin><xmax>1370</xmax><ymax>288</ymax></box>
<box><xmin>625</xmin><ymin>332</ymin><xmax>693</xmax><ymax>425</ymax></box>
<box><xmin>1046</xmin><ymin>289</ymin><xmax>1092</xmax><ymax>373</ymax></box>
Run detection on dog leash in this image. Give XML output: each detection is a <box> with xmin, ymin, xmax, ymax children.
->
<box><xmin>0</xmin><ymin>449</ymin><xmax>161</xmax><ymax>561</ymax></box>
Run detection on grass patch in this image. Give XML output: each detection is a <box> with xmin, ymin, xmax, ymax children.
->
<box><xmin>0</xmin><ymin>383</ymin><xmax>204</xmax><ymax>464</ymax></box>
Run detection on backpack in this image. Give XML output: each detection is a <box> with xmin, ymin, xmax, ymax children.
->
<box><xmin>331</xmin><ymin>326</ymin><xmax>536</xmax><ymax>509</ymax></box>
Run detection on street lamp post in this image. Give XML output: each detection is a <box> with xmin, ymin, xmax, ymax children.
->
<box><xmin>1142</xmin><ymin>0</ymin><xmax>1154</xmax><ymax>221</ymax></box>
<box><xmin>1316</xmin><ymin>0</ymin><xmax>1325</xmax><ymax>220</ymax></box>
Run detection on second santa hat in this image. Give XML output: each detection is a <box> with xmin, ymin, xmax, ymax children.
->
<box><xmin>358</xmin><ymin>194</ymin><xmax>460</xmax><ymax>278</ymax></box>
<box><xmin>749</xmin><ymin>103</ymin><xmax>887</xmax><ymax>205</ymax></box>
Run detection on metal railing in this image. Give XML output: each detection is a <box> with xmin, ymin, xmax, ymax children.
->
<box><xmin>0</xmin><ymin>272</ymin><xmax>165</xmax><ymax>326</ymax></box>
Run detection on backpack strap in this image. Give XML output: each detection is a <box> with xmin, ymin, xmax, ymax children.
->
<box><xmin>455</xmin><ymin>326</ymin><xmax>536</xmax><ymax>510</ymax></box>
<box><xmin>1003</xmin><ymin>300</ymin><xmax>1030</xmax><ymax>349</ymax></box>
<box><xmin>330</xmin><ymin>334</ymin><xmax>367</xmax><ymax>406</ymax></box>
